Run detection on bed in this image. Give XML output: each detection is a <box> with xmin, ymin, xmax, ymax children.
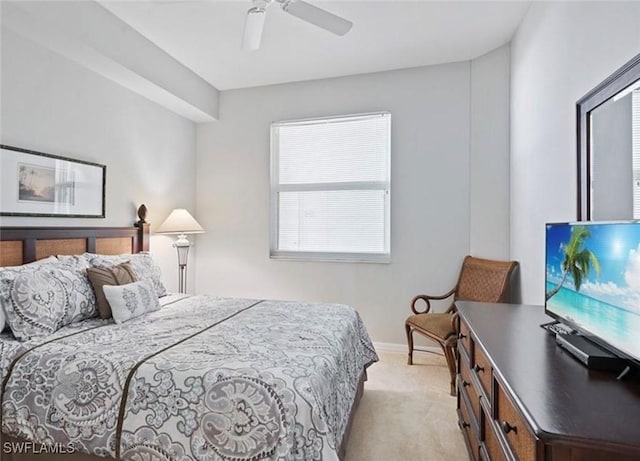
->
<box><xmin>0</xmin><ymin>213</ymin><xmax>378</xmax><ymax>461</ymax></box>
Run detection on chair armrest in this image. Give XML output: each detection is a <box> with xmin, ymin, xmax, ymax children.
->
<box><xmin>410</xmin><ymin>288</ymin><xmax>456</xmax><ymax>314</ymax></box>
<box><xmin>450</xmin><ymin>312</ymin><xmax>459</xmax><ymax>334</ymax></box>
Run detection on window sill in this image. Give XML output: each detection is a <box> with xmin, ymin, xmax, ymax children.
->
<box><xmin>270</xmin><ymin>251</ymin><xmax>391</xmax><ymax>264</ymax></box>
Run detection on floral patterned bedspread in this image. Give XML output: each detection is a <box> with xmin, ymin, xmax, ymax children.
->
<box><xmin>0</xmin><ymin>295</ymin><xmax>378</xmax><ymax>460</ymax></box>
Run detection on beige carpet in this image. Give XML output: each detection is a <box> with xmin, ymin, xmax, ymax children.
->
<box><xmin>344</xmin><ymin>351</ymin><xmax>467</xmax><ymax>461</ymax></box>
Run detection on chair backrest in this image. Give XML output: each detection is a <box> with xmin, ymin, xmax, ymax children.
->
<box><xmin>454</xmin><ymin>255</ymin><xmax>518</xmax><ymax>303</ymax></box>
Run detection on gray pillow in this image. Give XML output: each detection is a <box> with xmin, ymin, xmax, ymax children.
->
<box><xmin>103</xmin><ymin>281</ymin><xmax>160</xmax><ymax>324</ymax></box>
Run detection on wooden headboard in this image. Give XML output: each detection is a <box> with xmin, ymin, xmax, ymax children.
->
<box><xmin>0</xmin><ymin>207</ymin><xmax>150</xmax><ymax>266</ymax></box>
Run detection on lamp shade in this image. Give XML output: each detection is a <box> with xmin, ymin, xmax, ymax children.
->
<box><xmin>156</xmin><ymin>209</ymin><xmax>205</xmax><ymax>235</ymax></box>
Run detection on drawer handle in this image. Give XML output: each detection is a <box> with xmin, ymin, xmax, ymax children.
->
<box><xmin>473</xmin><ymin>364</ymin><xmax>484</xmax><ymax>373</ymax></box>
<box><xmin>458</xmin><ymin>333</ymin><xmax>467</xmax><ymax>340</ymax></box>
<box><xmin>501</xmin><ymin>421</ymin><xmax>518</xmax><ymax>435</ymax></box>
<box><xmin>461</xmin><ymin>421</ymin><xmax>470</xmax><ymax>429</ymax></box>
<box><xmin>462</xmin><ymin>380</ymin><xmax>470</xmax><ymax>388</ymax></box>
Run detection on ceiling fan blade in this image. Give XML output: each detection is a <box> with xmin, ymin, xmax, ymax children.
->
<box><xmin>282</xmin><ymin>0</ymin><xmax>352</xmax><ymax>36</ymax></box>
<box><xmin>242</xmin><ymin>7</ymin><xmax>266</xmax><ymax>51</ymax></box>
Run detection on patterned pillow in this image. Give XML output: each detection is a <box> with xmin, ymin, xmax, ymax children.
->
<box><xmin>0</xmin><ymin>256</ymin><xmax>59</xmax><ymax>269</ymax></box>
<box><xmin>0</xmin><ymin>256</ymin><xmax>59</xmax><ymax>332</ymax></box>
<box><xmin>85</xmin><ymin>253</ymin><xmax>167</xmax><ymax>298</ymax></box>
<box><xmin>56</xmin><ymin>254</ymin><xmax>92</xmax><ymax>271</ymax></box>
<box><xmin>86</xmin><ymin>262</ymin><xmax>139</xmax><ymax>319</ymax></box>
<box><xmin>0</xmin><ymin>264</ymin><xmax>98</xmax><ymax>341</ymax></box>
<box><xmin>103</xmin><ymin>281</ymin><xmax>160</xmax><ymax>324</ymax></box>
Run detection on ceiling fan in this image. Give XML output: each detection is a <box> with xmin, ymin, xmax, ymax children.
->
<box><xmin>242</xmin><ymin>0</ymin><xmax>353</xmax><ymax>51</ymax></box>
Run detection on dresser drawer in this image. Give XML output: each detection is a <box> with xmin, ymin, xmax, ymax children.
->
<box><xmin>482</xmin><ymin>411</ymin><xmax>508</xmax><ymax>461</ymax></box>
<box><xmin>460</xmin><ymin>391</ymin><xmax>480</xmax><ymax>461</ymax></box>
<box><xmin>459</xmin><ymin>319</ymin><xmax>473</xmax><ymax>357</ymax></box>
<box><xmin>495</xmin><ymin>381</ymin><xmax>537</xmax><ymax>461</ymax></box>
<box><xmin>460</xmin><ymin>359</ymin><xmax>481</xmax><ymax>425</ymax></box>
<box><xmin>472</xmin><ymin>342</ymin><xmax>492</xmax><ymax>398</ymax></box>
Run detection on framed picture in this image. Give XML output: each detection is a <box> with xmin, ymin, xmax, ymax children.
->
<box><xmin>0</xmin><ymin>145</ymin><xmax>105</xmax><ymax>218</ymax></box>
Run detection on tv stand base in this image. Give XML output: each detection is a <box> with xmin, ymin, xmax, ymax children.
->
<box><xmin>556</xmin><ymin>334</ymin><xmax>626</xmax><ymax>372</ymax></box>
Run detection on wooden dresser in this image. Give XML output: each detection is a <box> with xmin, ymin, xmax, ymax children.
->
<box><xmin>455</xmin><ymin>301</ymin><xmax>640</xmax><ymax>461</ymax></box>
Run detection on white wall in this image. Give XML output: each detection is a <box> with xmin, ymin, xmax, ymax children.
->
<box><xmin>0</xmin><ymin>29</ymin><xmax>197</xmax><ymax>292</ymax></box>
<box><xmin>511</xmin><ymin>2</ymin><xmax>640</xmax><ymax>304</ymax></box>
<box><xmin>195</xmin><ymin>54</ymin><xmax>511</xmax><ymax>345</ymax></box>
<box><xmin>470</xmin><ymin>45</ymin><xmax>511</xmax><ymax>260</ymax></box>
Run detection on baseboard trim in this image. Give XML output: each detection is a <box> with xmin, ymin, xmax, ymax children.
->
<box><xmin>373</xmin><ymin>342</ymin><xmax>443</xmax><ymax>355</ymax></box>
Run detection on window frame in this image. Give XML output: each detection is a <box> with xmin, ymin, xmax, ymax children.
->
<box><xmin>633</xmin><ymin>90</ymin><xmax>640</xmax><ymax>219</ymax></box>
<box><xmin>269</xmin><ymin>111</ymin><xmax>391</xmax><ymax>263</ymax></box>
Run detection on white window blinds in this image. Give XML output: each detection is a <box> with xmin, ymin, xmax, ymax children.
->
<box><xmin>271</xmin><ymin>112</ymin><xmax>391</xmax><ymax>261</ymax></box>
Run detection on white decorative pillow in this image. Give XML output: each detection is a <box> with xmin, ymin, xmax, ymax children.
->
<box><xmin>103</xmin><ymin>281</ymin><xmax>160</xmax><ymax>324</ymax></box>
<box><xmin>86</xmin><ymin>253</ymin><xmax>167</xmax><ymax>298</ymax></box>
<box><xmin>0</xmin><ymin>264</ymin><xmax>98</xmax><ymax>341</ymax></box>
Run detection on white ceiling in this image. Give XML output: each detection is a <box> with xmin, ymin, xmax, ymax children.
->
<box><xmin>102</xmin><ymin>0</ymin><xmax>531</xmax><ymax>90</ymax></box>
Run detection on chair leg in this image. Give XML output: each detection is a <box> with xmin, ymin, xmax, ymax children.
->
<box><xmin>405</xmin><ymin>323</ymin><xmax>414</xmax><ymax>365</ymax></box>
<box><xmin>443</xmin><ymin>344</ymin><xmax>457</xmax><ymax>396</ymax></box>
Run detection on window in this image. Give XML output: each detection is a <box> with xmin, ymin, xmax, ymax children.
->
<box><xmin>270</xmin><ymin>112</ymin><xmax>391</xmax><ymax>262</ymax></box>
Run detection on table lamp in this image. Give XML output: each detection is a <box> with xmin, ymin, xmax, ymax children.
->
<box><xmin>156</xmin><ymin>208</ymin><xmax>205</xmax><ymax>293</ymax></box>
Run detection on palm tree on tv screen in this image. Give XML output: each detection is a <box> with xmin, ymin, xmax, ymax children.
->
<box><xmin>546</xmin><ymin>226</ymin><xmax>601</xmax><ymax>301</ymax></box>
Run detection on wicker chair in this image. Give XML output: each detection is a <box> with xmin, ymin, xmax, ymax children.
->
<box><xmin>405</xmin><ymin>255</ymin><xmax>518</xmax><ymax>395</ymax></box>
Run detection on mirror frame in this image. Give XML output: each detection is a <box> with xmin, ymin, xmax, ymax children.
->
<box><xmin>577</xmin><ymin>52</ymin><xmax>640</xmax><ymax>220</ymax></box>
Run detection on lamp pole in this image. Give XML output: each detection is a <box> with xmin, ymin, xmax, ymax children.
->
<box><xmin>175</xmin><ymin>236</ymin><xmax>190</xmax><ymax>294</ymax></box>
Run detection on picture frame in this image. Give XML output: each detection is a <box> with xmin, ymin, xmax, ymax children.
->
<box><xmin>0</xmin><ymin>145</ymin><xmax>106</xmax><ymax>218</ymax></box>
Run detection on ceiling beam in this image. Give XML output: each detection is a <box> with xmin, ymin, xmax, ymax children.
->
<box><xmin>2</xmin><ymin>1</ymin><xmax>219</xmax><ymax>123</ymax></box>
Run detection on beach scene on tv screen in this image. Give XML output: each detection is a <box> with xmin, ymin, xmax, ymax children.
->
<box><xmin>546</xmin><ymin>222</ymin><xmax>640</xmax><ymax>361</ymax></box>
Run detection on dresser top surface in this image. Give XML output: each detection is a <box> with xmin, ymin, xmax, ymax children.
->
<box><xmin>456</xmin><ymin>301</ymin><xmax>640</xmax><ymax>451</ymax></box>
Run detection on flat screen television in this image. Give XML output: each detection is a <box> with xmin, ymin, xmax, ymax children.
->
<box><xmin>545</xmin><ymin>221</ymin><xmax>640</xmax><ymax>365</ymax></box>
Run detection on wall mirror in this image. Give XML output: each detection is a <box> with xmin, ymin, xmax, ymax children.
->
<box><xmin>578</xmin><ymin>53</ymin><xmax>640</xmax><ymax>220</ymax></box>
